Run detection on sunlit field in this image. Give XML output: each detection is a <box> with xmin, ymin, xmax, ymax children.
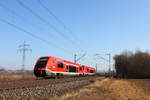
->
<box><xmin>53</xmin><ymin>79</ymin><xmax>150</xmax><ymax>100</ymax></box>
<box><xmin>0</xmin><ymin>74</ymin><xmax>35</xmax><ymax>80</ymax></box>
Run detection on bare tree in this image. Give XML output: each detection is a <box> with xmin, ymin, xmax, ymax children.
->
<box><xmin>114</xmin><ymin>50</ymin><xmax>150</xmax><ymax>78</ymax></box>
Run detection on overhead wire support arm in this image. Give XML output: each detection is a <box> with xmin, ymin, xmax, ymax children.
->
<box><xmin>76</xmin><ymin>53</ymin><xmax>86</xmax><ymax>62</ymax></box>
<box><xmin>74</xmin><ymin>53</ymin><xmax>86</xmax><ymax>63</ymax></box>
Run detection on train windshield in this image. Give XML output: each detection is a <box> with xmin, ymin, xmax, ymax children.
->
<box><xmin>90</xmin><ymin>70</ymin><xmax>95</xmax><ymax>73</ymax></box>
<box><xmin>35</xmin><ymin>57</ymin><xmax>49</xmax><ymax>68</ymax></box>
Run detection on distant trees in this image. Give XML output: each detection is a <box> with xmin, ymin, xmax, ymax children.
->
<box><xmin>0</xmin><ymin>68</ymin><xmax>7</xmax><ymax>74</ymax></box>
<box><xmin>114</xmin><ymin>51</ymin><xmax>150</xmax><ymax>78</ymax></box>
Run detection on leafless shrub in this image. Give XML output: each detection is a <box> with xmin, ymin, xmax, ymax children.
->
<box><xmin>114</xmin><ymin>50</ymin><xmax>150</xmax><ymax>78</ymax></box>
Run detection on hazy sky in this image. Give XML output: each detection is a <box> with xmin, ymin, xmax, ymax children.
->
<box><xmin>0</xmin><ymin>0</ymin><xmax>150</xmax><ymax>70</ymax></box>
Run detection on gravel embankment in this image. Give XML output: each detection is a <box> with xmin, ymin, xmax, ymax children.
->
<box><xmin>0</xmin><ymin>77</ymin><xmax>98</xmax><ymax>100</ymax></box>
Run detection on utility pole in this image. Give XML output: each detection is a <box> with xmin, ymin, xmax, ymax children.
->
<box><xmin>95</xmin><ymin>63</ymin><xmax>98</xmax><ymax>73</ymax></box>
<box><xmin>18</xmin><ymin>41</ymin><xmax>31</xmax><ymax>73</ymax></box>
<box><xmin>107</xmin><ymin>53</ymin><xmax>111</xmax><ymax>78</ymax></box>
<box><xmin>74</xmin><ymin>53</ymin><xmax>86</xmax><ymax>63</ymax></box>
<box><xmin>74</xmin><ymin>54</ymin><xmax>77</xmax><ymax>63</ymax></box>
<box><xmin>95</xmin><ymin>53</ymin><xmax>111</xmax><ymax>78</ymax></box>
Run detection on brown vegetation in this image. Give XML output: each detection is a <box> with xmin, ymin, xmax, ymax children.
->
<box><xmin>0</xmin><ymin>73</ymin><xmax>35</xmax><ymax>80</ymax></box>
<box><xmin>96</xmin><ymin>72</ymin><xmax>107</xmax><ymax>76</ymax></box>
<box><xmin>1</xmin><ymin>77</ymin><xmax>149</xmax><ymax>100</ymax></box>
<box><xmin>55</xmin><ymin>79</ymin><xmax>150</xmax><ymax>100</ymax></box>
<box><xmin>114</xmin><ymin>51</ymin><xmax>150</xmax><ymax>78</ymax></box>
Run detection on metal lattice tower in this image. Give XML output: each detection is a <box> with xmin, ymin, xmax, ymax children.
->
<box><xmin>18</xmin><ymin>41</ymin><xmax>31</xmax><ymax>72</ymax></box>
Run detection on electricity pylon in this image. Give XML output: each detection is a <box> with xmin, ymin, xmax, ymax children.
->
<box><xmin>18</xmin><ymin>41</ymin><xmax>31</xmax><ymax>73</ymax></box>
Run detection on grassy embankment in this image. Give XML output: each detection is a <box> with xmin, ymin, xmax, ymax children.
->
<box><xmin>52</xmin><ymin>78</ymin><xmax>150</xmax><ymax>100</ymax></box>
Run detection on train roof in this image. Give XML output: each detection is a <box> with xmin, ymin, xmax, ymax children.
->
<box><xmin>39</xmin><ymin>56</ymin><xmax>95</xmax><ymax>69</ymax></box>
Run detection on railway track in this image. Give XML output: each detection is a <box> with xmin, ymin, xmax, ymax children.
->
<box><xmin>0</xmin><ymin>76</ymin><xmax>98</xmax><ymax>91</ymax></box>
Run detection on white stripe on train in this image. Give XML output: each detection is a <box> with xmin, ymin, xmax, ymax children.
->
<box><xmin>45</xmin><ymin>69</ymin><xmax>95</xmax><ymax>77</ymax></box>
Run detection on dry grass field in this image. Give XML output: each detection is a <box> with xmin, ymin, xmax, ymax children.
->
<box><xmin>0</xmin><ymin>74</ymin><xmax>150</xmax><ymax>100</ymax></box>
<box><xmin>53</xmin><ymin>78</ymin><xmax>150</xmax><ymax>100</ymax></box>
<box><xmin>0</xmin><ymin>74</ymin><xmax>35</xmax><ymax>80</ymax></box>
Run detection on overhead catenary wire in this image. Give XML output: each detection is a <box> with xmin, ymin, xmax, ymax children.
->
<box><xmin>37</xmin><ymin>0</ymin><xmax>79</xmax><ymax>40</ymax></box>
<box><xmin>0</xmin><ymin>2</ymin><xmax>56</xmax><ymax>40</ymax></box>
<box><xmin>0</xmin><ymin>1</ymin><xmax>84</xmax><ymax>57</ymax></box>
<box><xmin>0</xmin><ymin>18</ymin><xmax>72</xmax><ymax>54</ymax></box>
<box><xmin>0</xmin><ymin>3</ymin><xmax>20</xmax><ymax>19</ymax></box>
<box><xmin>0</xmin><ymin>3</ymin><xmax>38</xmax><ymax>28</ymax></box>
<box><xmin>0</xmin><ymin>0</ymin><xmax>86</xmax><ymax>56</ymax></box>
<box><xmin>37</xmin><ymin>0</ymin><xmax>85</xmax><ymax>51</ymax></box>
<box><xmin>16</xmin><ymin>0</ymin><xmax>78</xmax><ymax>47</ymax></box>
<box><xmin>0</xmin><ymin>2</ymin><xmax>58</xmax><ymax>40</ymax></box>
<box><xmin>37</xmin><ymin>0</ymin><xmax>69</xmax><ymax>32</ymax></box>
<box><xmin>0</xmin><ymin>1</ymin><xmax>81</xmax><ymax>54</ymax></box>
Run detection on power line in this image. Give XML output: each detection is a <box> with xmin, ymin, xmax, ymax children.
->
<box><xmin>16</xmin><ymin>0</ymin><xmax>77</xmax><ymax>47</ymax></box>
<box><xmin>74</xmin><ymin>53</ymin><xmax>86</xmax><ymax>63</ymax></box>
<box><xmin>38</xmin><ymin>0</ymin><xmax>68</xmax><ymax>31</ymax></box>
<box><xmin>0</xmin><ymin>2</ymin><xmax>57</xmax><ymax>40</ymax></box>
<box><xmin>0</xmin><ymin>0</ymin><xmax>85</xmax><ymax>57</ymax></box>
<box><xmin>0</xmin><ymin>2</ymin><xmax>72</xmax><ymax>52</ymax></box>
<box><xmin>37</xmin><ymin>0</ymin><xmax>84</xmax><ymax>51</ymax></box>
<box><xmin>37</xmin><ymin>0</ymin><xmax>79</xmax><ymax>40</ymax></box>
<box><xmin>0</xmin><ymin>18</ymin><xmax>72</xmax><ymax>54</ymax></box>
<box><xmin>0</xmin><ymin>1</ymin><xmax>82</xmax><ymax>54</ymax></box>
<box><xmin>0</xmin><ymin>2</ymin><xmax>37</xmax><ymax>28</ymax></box>
<box><xmin>0</xmin><ymin>1</ymin><xmax>81</xmax><ymax>57</ymax></box>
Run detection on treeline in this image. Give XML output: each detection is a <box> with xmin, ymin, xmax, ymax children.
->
<box><xmin>114</xmin><ymin>51</ymin><xmax>150</xmax><ymax>78</ymax></box>
<box><xmin>0</xmin><ymin>68</ymin><xmax>33</xmax><ymax>74</ymax></box>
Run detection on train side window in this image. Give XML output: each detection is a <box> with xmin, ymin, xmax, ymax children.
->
<box><xmin>87</xmin><ymin>68</ymin><xmax>89</xmax><ymax>72</ymax></box>
<box><xmin>69</xmin><ymin>66</ymin><xmax>76</xmax><ymax>72</ymax></box>
<box><xmin>79</xmin><ymin>67</ymin><xmax>82</xmax><ymax>70</ymax></box>
<box><xmin>57</xmin><ymin>62</ymin><xmax>64</xmax><ymax>68</ymax></box>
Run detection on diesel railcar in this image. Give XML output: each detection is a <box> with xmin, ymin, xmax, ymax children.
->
<box><xmin>34</xmin><ymin>56</ymin><xmax>96</xmax><ymax>78</ymax></box>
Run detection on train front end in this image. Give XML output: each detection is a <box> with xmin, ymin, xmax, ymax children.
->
<box><xmin>34</xmin><ymin>57</ymin><xmax>49</xmax><ymax>78</ymax></box>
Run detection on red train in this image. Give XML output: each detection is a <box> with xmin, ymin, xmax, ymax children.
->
<box><xmin>34</xmin><ymin>56</ymin><xmax>96</xmax><ymax>78</ymax></box>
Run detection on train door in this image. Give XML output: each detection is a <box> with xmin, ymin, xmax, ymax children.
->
<box><xmin>76</xmin><ymin>67</ymin><xmax>78</xmax><ymax>73</ymax></box>
<box><xmin>66</xmin><ymin>65</ymin><xmax>69</xmax><ymax>72</ymax></box>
